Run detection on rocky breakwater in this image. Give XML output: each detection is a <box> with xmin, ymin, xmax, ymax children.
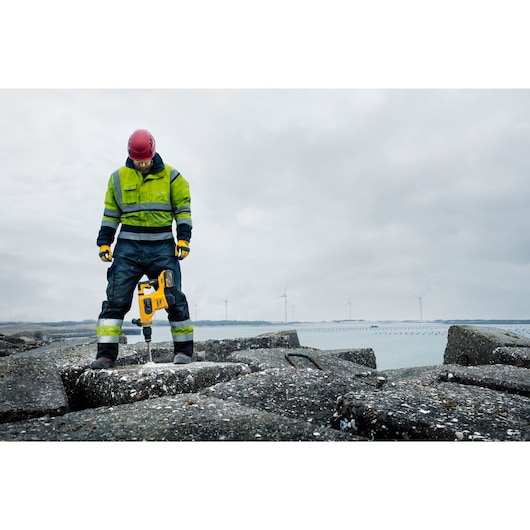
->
<box><xmin>0</xmin><ymin>330</ymin><xmax>47</xmax><ymax>357</ymax></box>
<box><xmin>0</xmin><ymin>325</ymin><xmax>529</xmax><ymax>441</ymax></box>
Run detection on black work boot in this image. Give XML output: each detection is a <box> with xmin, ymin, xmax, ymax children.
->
<box><xmin>92</xmin><ymin>343</ymin><xmax>118</xmax><ymax>369</ymax></box>
<box><xmin>173</xmin><ymin>339</ymin><xmax>193</xmax><ymax>364</ymax></box>
<box><xmin>173</xmin><ymin>353</ymin><xmax>192</xmax><ymax>364</ymax></box>
<box><xmin>90</xmin><ymin>356</ymin><xmax>117</xmax><ymax>369</ymax></box>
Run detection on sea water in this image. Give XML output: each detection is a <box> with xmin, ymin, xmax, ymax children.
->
<box><xmin>124</xmin><ymin>321</ymin><xmax>530</xmax><ymax>370</ymax></box>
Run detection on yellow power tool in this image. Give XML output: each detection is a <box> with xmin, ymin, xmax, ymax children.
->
<box><xmin>132</xmin><ymin>269</ymin><xmax>175</xmax><ymax>363</ymax></box>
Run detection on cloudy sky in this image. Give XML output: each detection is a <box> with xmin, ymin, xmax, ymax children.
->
<box><xmin>3</xmin><ymin>2</ymin><xmax>530</xmax><ymax>324</ymax></box>
<box><xmin>3</xmin><ymin>88</ymin><xmax>530</xmax><ymax>323</ymax></box>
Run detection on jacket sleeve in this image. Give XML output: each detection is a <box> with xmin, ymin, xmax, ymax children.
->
<box><xmin>170</xmin><ymin>171</ymin><xmax>192</xmax><ymax>242</ymax></box>
<box><xmin>96</xmin><ymin>174</ymin><xmax>121</xmax><ymax>246</ymax></box>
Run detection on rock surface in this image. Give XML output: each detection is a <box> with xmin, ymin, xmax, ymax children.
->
<box><xmin>0</xmin><ymin>355</ymin><xmax>69</xmax><ymax>423</ymax></box>
<box><xmin>0</xmin><ymin>325</ymin><xmax>528</xmax><ymax>441</ymax></box>
<box><xmin>444</xmin><ymin>324</ymin><xmax>530</xmax><ymax>365</ymax></box>
<box><xmin>75</xmin><ymin>362</ymin><xmax>252</xmax><ymax>408</ymax></box>
<box><xmin>332</xmin><ymin>365</ymin><xmax>529</xmax><ymax>441</ymax></box>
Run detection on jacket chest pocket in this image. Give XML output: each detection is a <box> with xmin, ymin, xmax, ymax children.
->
<box><xmin>122</xmin><ymin>183</ymin><xmax>139</xmax><ymax>204</ymax></box>
<box><xmin>141</xmin><ymin>182</ymin><xmax>169</xmax><ymax>203</ymax></box>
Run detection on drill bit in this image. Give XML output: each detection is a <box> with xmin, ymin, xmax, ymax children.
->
<box><xmin>147</xmin><ymin>340</ymin><xmax>152</xmax><ymax>363</ymax></box>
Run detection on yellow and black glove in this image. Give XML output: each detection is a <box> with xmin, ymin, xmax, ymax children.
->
<box><xmin>99</xmin><ymin>245</ymin><xmax>113</xmax><ymax>262</ymax></box>
<box><xmin>176</xmin><ymin>240</ymin><xmax>190</xmax><ymax>260</ymax></box>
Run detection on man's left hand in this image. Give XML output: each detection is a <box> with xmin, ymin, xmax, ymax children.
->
<box><xmin>176</xmin><ymin>240</ymin><xmax>190</xmax><ymax>260</ymax></box>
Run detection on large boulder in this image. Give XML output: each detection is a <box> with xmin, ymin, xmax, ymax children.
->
<box><xmin>0</xmin><ymin>393</ymin><xmax>353</xmax><ymax>441</ymax></box>
<box><xmin>74</xmin><ymin>362</ymin><xmax>251</xmax><ymax>408</ymax></box>
<box><xmin>225</xmin><ymin>347</ymin><xmax>377</xmax><ymax>373</ymax></box>
<box><xmin>122</xmin><ymin>330</ymin><xmax>302</xmax><ymax>364</ymax></box>
<box><xmin>443</xmin><ymin>325</ymin><xmax>530</xmax><ymax>365</ymax></box>
<box><xmin>201</xmin><ymin>329</ymin><xmax>301</xmax><ymax>361</ymax></box>
<box><xmin>0</xmin><ymin>355</ymin><xmax>69</xmax><ymax>423</ymax></box>
<box><xmin>202</xmin><ymin>365</ymin><xmax>382</xmax><ymax>429</ymax></box>
<box><xmin>332</xmin><ymin>365</ymin><xmax>530</xmax><ymax>441</ymax></box>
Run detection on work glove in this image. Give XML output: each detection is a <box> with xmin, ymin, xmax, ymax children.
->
<box><xmin>176</xmin><ymin>240</ymin><xmax>190</xmax><ymax>260</ymax></box>
<box><xmin>99</xmin><ymin>245</ymin><xmax>113</xmax><ymax>262</ymax></box>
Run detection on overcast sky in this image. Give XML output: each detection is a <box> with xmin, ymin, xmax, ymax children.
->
<box><xmin>3</xmin><ymin>2</ymin><xmax>530</xmax><ymax>323</ymax></box>
<box><xmin>2</xmin><ymin>88</ymin><xmax>530</xmax><ymax>323</ymax></box>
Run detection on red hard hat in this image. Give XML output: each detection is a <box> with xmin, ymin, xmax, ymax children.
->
<box><xmin>128</xmin><ymin>129</ymin><xmax>156</xmax><ymax>160</ymax></box>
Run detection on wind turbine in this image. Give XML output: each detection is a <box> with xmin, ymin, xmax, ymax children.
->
<box><xmin>346</xmin><ymin>296</ymin><xmax>352</xmax><ymax>320</ymax></box>
<box><xmin>414</xmin><ymin>293</ymin><xmax>424</xmax><ymax>321</ymax></box>
<box><xmin>224</xmin><ymin>298</ymin><xmax>229</xmax><ymax>320</ymax></box>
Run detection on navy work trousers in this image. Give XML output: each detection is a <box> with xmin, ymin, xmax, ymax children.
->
<box><xmin>97</xmin><ymin>239</ymin><xmax>193</xmax><ymax>360</ymax></box>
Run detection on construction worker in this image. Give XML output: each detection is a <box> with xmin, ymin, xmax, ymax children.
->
<box><xmin>91</xmin><ymin>129</ymin><xmax>194</xmax><ymax>369</ymax></box>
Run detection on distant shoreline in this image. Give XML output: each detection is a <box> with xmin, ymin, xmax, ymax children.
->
<box><xmin>2</xmin><ymin>318</ymin><xmax>530</xmax><ymax>341</ymax></box>
<box><xmin>2</xmin><ymin>318</ymin><xmax>530</xmax><ymax>328</ymax></box>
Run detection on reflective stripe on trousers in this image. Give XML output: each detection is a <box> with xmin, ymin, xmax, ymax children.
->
<box><xmin>96</xmin><ymin>318</ymin><xmax>123</xmax><ymax>343</ymax></box>
<box><xmin>170</xmin><ymin>319</ymin><xmax>194</xmax><ymax>342</ymax></box>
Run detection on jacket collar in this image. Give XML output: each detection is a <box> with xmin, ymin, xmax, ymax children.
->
<box><xmin>125</xmin><ymin>152</ymin><xmax>165</xmax><ymax>174</ymax></box>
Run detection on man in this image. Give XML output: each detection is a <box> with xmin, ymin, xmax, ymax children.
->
<box><xmin>91</xmin><ymin>129</ymin><xmax>194</xmax><ymax>369</ymax></box>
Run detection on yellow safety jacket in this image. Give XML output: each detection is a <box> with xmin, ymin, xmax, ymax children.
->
<box><xmin>97</xmin><ymin>154</ymin><xmax>192</xmax><ymax>246</ymax></box>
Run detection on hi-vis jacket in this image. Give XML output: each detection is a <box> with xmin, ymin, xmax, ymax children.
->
<box><xmin>96</xmin><ymin>153</ymin><xmax>192</xmax><ymax>247</ymax></box>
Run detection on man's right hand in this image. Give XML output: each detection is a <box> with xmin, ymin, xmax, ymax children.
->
<box><xmin>99</xmin><ymin>245</ymin><xmax>113</xmax><ymax>262</ymax></box>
